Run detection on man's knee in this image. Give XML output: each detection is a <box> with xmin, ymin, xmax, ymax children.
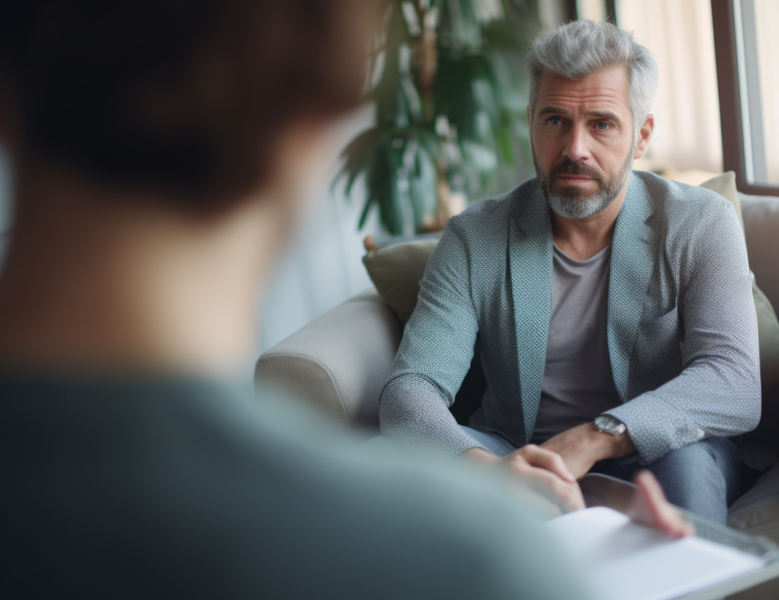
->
<box><xmin>654</xmin><ymin>439</ymin><xmax>718</xmax><ymax>469</ymax></box>
<box><xmin>648</xmin><ymin>438</ymin><xmax>741</xmax><ymax>505</ymax></box>
<box><xmin>653</xmin><ymin>438</ymin><xmax>739</xmax><ymax>472</ymax></box>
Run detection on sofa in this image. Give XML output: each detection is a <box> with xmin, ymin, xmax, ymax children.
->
<box><xmin>256</xmin><ymin>180</ymin><xmax>779</xmax><ymax>599</ymax></box>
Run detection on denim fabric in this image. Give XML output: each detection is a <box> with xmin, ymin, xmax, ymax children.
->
<box><xmin>591</xmin><ymin>438</ymin><xmax>742</xmax><ymax>525</ymax></box>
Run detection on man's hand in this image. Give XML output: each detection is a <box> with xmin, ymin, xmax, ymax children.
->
<box><xmin>463</xmin><ymin>446</ymin><xmax>585</xmax><ymax>512</ymax></box>
<box><xmin>540</xmin><ymin>422</ymin><xmax>636</xmax><ymax>480</ymax></box>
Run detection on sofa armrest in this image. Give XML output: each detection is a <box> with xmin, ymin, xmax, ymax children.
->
<box><xmin>255</xmin><ymin>291</ymin><xmax>402</xmax><ymax>429</ymax></box>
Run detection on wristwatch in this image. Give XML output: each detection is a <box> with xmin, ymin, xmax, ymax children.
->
<box><xmin>593</xmin><ymin>415</ymin><xmax>628</xmax><ymax>442</ymax></box>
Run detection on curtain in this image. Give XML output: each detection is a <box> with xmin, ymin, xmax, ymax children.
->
<box><xmin>755</xmin><ymin>0</ymin><xmax>779</xmax><ymax>183</ymax></box>
<box><xmin>617</xmin><ymin>0</ymin><xmax>724</xmax><ymax>175</ymax></box>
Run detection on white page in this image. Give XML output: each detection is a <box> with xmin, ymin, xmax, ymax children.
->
<box><xmin>547</xmin><ymin>507</ymin><xmax>765</xmax><ymax>600</ymax></box>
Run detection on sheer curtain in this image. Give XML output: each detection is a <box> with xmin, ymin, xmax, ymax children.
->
<box><xmin>617</xmin><ymin>0</ymin><xmax>724</xmax><ymax>177</ymax></box>
<box><xmin>755</xmin><ymin>0</ymin><xmax>779</xmax><ymax>183</ymax></box>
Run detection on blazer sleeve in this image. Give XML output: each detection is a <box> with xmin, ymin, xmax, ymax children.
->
<box><xmin>605</xmin><ymin>202</ymin><xmax>761</xmax><ymax>464</ymax></box>
<box><xmin>379</xmin><ymin>218</ymin><xmax>488</xmax><ymax>458</ymax></box>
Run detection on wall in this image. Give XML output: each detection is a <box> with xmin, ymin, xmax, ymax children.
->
<box><xmin>258</xmin><ymin>107</ymin><xmax>379</xmax><ymax>354</ymax></box>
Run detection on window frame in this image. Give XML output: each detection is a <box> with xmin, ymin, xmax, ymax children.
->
<box><xmin>711</xmin><ymin>0</ymin><xmax>779</xmax><ymax>195</ymax></box>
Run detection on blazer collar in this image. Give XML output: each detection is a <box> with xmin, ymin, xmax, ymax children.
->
<box><xmin>607</xmin><ymin>172</ymin><xmax>655</xmax><ymax>401</ymax></box>
<box><xmin>508</xmin><ymin>180</ymin><xmax>553</xmax><ymax>440</ymax></box>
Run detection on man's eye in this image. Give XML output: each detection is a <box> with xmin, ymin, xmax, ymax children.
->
<box><xmin>596</xmin><ymin>122</ymin><xmax>610</xmax><ymax>130</ymax></box>
<box><xmin>548</xmin><ymin>117</ymin><xmax>562</xmax><ymax>126</ymax></box>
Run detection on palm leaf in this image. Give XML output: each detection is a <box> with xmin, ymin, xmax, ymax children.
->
<box><xmin>338</xmin><ymin>0</ymin><xmax>540</xmax><ymax>233</ymax></box>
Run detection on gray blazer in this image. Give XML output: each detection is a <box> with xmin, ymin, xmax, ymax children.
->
<box><xmin>379</xmin><ymin>171</ymin><xmax>761</xmax><ymax>464</ymax></box>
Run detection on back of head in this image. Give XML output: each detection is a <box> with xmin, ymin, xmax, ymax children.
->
<box><xmin>525</xmin><ymin>20</ymin><xmax>658</xmax><ymax>133</ymax></box>
<box><xmin>0</xmin><ymin>0</ymin><xmax>377</xmax><ymax>209</ymax></box>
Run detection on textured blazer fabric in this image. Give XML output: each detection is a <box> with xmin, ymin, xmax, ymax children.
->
<box><xmin>379</xmin><ymin>171</ymin><xmax>761</xmax><ymax>464</ymax></box>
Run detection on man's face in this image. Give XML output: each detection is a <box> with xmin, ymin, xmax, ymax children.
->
<box><xmin>529</xmin><ymin>65</ymin><xmax>645</xmax><ymax>219</ymax></box>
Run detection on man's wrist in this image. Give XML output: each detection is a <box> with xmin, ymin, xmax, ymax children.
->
<box><xmin>590</xmin><ymin>418</ymin><xmax>635</xmax><ymax>460</ymax></box>
<box><xmin>589</xmin><ymin>425</ymin><xmax>622</xmax><ymax>461</ymax></box>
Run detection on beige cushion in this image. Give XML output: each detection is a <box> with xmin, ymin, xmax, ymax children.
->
<box><xmin>699</xmin><ymin>171</ymin><xmax>746</xmax><ymax>233</ymax></box>
<box><xmin>699</xmin><ymin>172</ymin><xmax>779</xmax><ymax>389</ymax></box>
<box><xmin>728</xmin><ymin>462</ymin><xmax>779</xmax><ymax>541</ymax></box>
<box><xmin>362</xmin><ymin>239</ymin><xmax>438</xmax><ymax>324</ymax></box>
<box><xmin>741</xmin><ymin>193</ymin><xmax>779</xmax><ymax>321</ymax></box>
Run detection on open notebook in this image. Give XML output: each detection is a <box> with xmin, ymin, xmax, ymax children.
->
<box><xmin>547</xmin><ymin>475</ymin><xmax>779</xmax><ymax>600</ymax></box>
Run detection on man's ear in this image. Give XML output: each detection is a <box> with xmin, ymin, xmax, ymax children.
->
<box><xmin>526</xmin><ymin>105</ymin><xmax>531</xmax><ymax>127</ymax></box>
<box><xmin>633</xmin><ymin>114</ymin><xmax>654</xmax><ymax>160</ymax></box>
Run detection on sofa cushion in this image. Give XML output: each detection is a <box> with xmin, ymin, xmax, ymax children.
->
<box><xmin>728</xmin><ymin>462</ymin><xmax>779</xmax><ymax>542</ymax></box>
<box><xmin>362</xmin><ymin>239</ymin><xmax>438</xmax><ymax>324</ymax></box>
<box><xmin>699</xmin><ymin>171</ymin><xmax>746</xmax><ymax>233</ymax></box>
<box><xmin>741</xmin><ymin>192</ymin><xmax>779</xmax><ymax>315</ymax></box>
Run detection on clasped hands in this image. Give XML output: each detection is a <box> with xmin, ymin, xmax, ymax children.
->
<box><xmin>463</xmin><ymin>422</ymin><xmax>693</xmax><ymax>538</ymax></box>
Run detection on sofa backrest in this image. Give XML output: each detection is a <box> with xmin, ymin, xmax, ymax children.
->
<box><xmin>741</xmin><ymin>192</ymin><xmax>779</xmax><ymax>316</ymax></box>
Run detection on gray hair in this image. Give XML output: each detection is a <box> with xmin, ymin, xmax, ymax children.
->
<box><xmin>525</xmin><ymin>20</ymin><xmax>659</xmax><ymax>133</ymax></box>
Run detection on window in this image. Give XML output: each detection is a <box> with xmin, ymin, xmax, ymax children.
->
<box><xmin>568</xmin><ymin>0</ymin><xmax>726</xmax><ymax>182</ymax></box>
<box><xmin>712</xmin><ymin>0</ymin><xmax>779</xmax><ymax>194</ymax></box>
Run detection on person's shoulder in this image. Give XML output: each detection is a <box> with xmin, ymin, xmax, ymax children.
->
<box><xmin>0</xmin><ymin>377</ymin><xmax>585</xmax><ymax>599</ymax></box>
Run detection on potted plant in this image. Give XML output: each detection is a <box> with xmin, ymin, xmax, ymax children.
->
<box><xmin>336</xmin><ymin>0</ymin><xmax>539</xmax><ymax>237</ymax></box>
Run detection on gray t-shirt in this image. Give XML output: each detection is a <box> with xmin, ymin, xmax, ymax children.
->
<box><xmin>531</xmin><ymin>243</ymin><xmax>621</xmax><ymax>443</ymax></box>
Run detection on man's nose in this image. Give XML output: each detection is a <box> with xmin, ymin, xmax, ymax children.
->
<box><xmin>562</xmin><ymin>125</ymin><xmax>591</xmax><ymax>163</ymax></box>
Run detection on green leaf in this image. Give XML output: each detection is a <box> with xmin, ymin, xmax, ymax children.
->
<box><xmin>340</xmin><ymin>0</ymin><xmax>541</xmax><ymax>233</ymax></box>
<box><xmin>335</xmin><ymin>126</ymin><xmax>388</xmax><ymax>199</ymax></box>
<box><xmin>341</xmin><ymin>126</ymin><xmax>385</xmax><ymax>159</ymax></box>
<box><xmin>408</xmin><ymin>125</ymin><xmax>443</xmax><ymax>159</ymax></box>
<box><xmin>497</xmin><ymin>126</ymin><xmax>514</xmax><ymax>164</ymax></box>
<box><xmin>358</xmin><ymin>193</ymin><xmax>374</xmax><ymax>229</ymax></box>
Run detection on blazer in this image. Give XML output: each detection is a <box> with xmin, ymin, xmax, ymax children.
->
<box><xmin>379</xmin><ymin>171</ymin><xmax>761</xmax><ymax>464</ymax></box>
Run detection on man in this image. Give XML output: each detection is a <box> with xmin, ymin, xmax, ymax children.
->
<box><xmin>380</xmin><ymin>19</ymin><xmax>761</xmax><ymax>524</ymax></box>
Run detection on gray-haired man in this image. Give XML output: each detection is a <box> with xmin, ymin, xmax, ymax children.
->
<box><xmin>379</xmin><ymin>20</ymin><xmax>761</xmax><ymax>524</ymax></box>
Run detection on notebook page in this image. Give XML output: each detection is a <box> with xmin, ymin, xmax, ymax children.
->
<box><xmin>547</xmin><ymin>507</ymin><xmax>765</xmax><ymax>600</ymax></box>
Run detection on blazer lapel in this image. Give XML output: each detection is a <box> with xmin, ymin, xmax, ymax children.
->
<box><xmin>508</xmin><ymin>183</ymin><xmax>553</xmax><ymax>440</ymax></box>
<box><xmin>607</xmin><ymin>173</ymin><xmax>654</xmax><ymax>401</ymax></box>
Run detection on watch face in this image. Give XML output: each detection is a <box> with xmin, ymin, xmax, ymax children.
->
<box><xmin>595</xmin><ymin>416</ymin><xmax>615</xmax><ymax>429</ymax></box>
<box><xmin>595</xmin><ymin>416</ymin><xmax>625</xmax><ymax>437</ymax></box>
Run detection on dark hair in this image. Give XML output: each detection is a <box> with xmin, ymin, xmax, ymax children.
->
<box><xmin>0</xmin><ymin>0</ymin><xmax>376</xmax><ymax>205</ymax></box>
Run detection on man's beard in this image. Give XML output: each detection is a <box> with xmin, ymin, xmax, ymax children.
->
<box><xmin>532</xmin><ymin>142</ymin><xmax>635</xmax><ymax>219</ymax></box>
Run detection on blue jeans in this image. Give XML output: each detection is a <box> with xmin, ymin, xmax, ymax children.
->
<box><xmin>460</xmin><ymin>426</ymin><xmax>742</xmax><ymax>524</ymax></box>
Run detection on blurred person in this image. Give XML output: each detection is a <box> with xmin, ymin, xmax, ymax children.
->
<box><xmin>0</xmin><ymin>3</ymin><xmax>691</xmax><ymax>598</ymax></box>
<box><xmin>380</xmin><ymin>20</ymin><xmax>760</xmax><ymax>525</ymax></box>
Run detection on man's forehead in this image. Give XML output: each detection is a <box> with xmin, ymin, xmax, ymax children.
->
<box><xmin>535</xmin><ymin>65</ymin><xmax>631</xmax><ymax>113</ymax></box>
